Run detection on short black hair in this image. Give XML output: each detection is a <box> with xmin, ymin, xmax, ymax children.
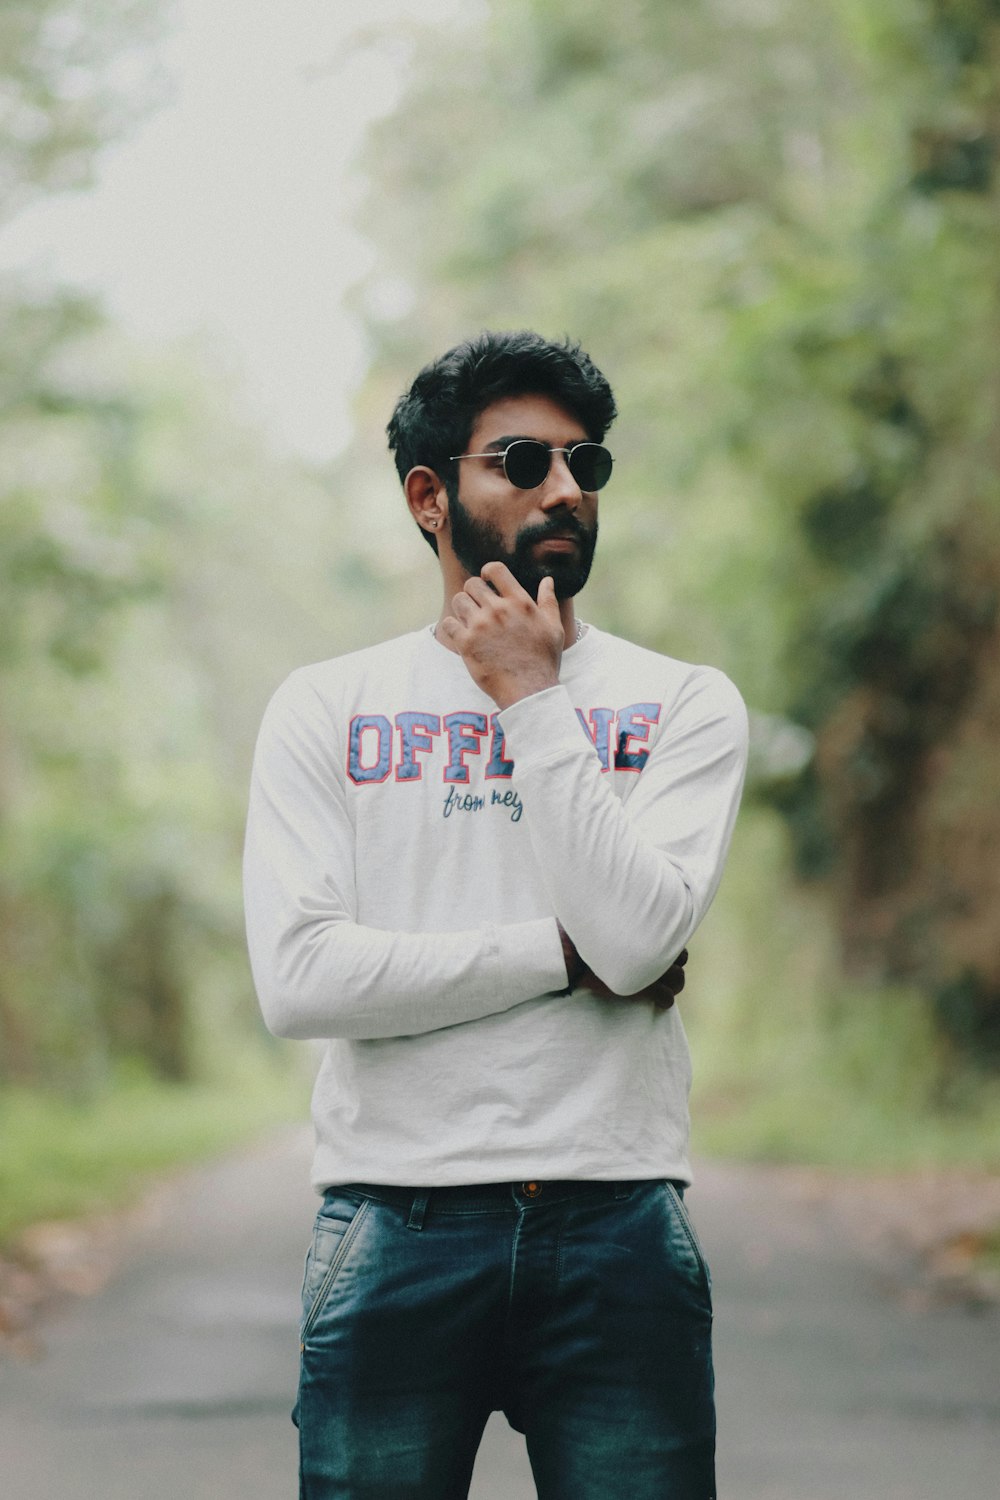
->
<box><xmin>386</xmin><ymin>330</ymin><xmax>617</xmax><ymax>551</ymax></box>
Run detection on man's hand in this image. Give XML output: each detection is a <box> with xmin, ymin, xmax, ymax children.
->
<box><xmin>558</xmin><ymin>923</ymin><xmax>688</xmax><ymax>1011</ymax></box>
<box><xmin>438</xmin><ymin>563</ymin><xmax>564</xmax><ymax>709</ymax></box>
<box><xmin>580</xmin><ymin>950</ymin><xmax>688</xmax><ymax>1011</ymax></box>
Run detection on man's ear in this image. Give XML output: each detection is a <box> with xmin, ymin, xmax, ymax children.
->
<box><xmin>404</xmin><ymin>466</ymin><xmax>448</xmax><ymax>539</ymax></box>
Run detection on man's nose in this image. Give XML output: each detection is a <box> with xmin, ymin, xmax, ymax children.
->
<box><xmin>539</xmin><ymin>451</ymin><xmax>582</xmax><ymax>510</ymax></box>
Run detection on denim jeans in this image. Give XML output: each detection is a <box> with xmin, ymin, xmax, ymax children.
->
<box><xmin>295</xmin><ymin>1178</ymin><xmax>715</xmax><ymax>1499</ymax></box>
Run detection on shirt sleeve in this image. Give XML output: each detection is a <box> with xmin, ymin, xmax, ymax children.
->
<box><xmin>497</xmin><ymin>668</ymin><xmax>748</xmax><ymax>994</ymax></box>
<box><xmin>242</xmin><ymin>672</ymin><xmax>568</xmax><ymax>1041</ymax></box>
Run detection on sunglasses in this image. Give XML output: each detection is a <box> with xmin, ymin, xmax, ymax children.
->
<box><xmin>449</xmin><ymin>439</ymin><xmax>613</xmax><ymax>492</ymax></box>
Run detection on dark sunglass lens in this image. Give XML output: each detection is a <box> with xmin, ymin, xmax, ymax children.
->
<box><xmin>503</xmin><ymin>440</ymin><xmax>551</xmax><ymax>489</ymax></box>
<box><xmin>569</xmin><ymin>444</ymin><xmax>613</xmax><ymax>491</ymax></box>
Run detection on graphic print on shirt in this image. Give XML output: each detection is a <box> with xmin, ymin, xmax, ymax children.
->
<box><xmin>348</xmin><ymin>702</ymin><xmax>663</xmax><ymax>824</ymax></box>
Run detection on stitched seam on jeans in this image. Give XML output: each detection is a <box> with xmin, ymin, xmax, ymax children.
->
<box><xmin>505</xmin><ymin>1210</ymin><xmax>524</xmax><ymax>1330</ymax></box>
<box><xmin>555</xmin><ymin>1213</ymin><xmax>567</xmax><ymax>1292</ymax></box>
<box><xmin>301</xmin><ymin>1198</ymin><xmax>371</xmax><ymax>1343</ymax></box>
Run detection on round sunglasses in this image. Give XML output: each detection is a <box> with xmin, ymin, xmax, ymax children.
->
<box><xmin>449</xmin><ymin>439</ymin><xmax>613</xmax><ymax>492</ymax></box>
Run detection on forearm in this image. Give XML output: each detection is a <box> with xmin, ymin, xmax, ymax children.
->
<box><xmin>244</xmin><ymin>884</ymin><xmax>568</xmax><ymax>1041</ymax></box>
<box><xmin>243</xmin><ymin>672</ymin><xmax>571</xmax><ymax>1041</ymax></box>
<box><xmin>499</xmin><ymin>681</ymin><xmax>747</xmax><ymax>993</ymax></box>
<box><xmin>524</xmin><ymin>767</ymin><xmax>693</xmax><ymax>994</ymax></box>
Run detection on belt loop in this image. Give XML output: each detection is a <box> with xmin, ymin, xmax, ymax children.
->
<box><xmin>407</xmin><ymin>1191</ymin><xmax>430</xmax><ymax>1231</ymax></box>
<box><xmin>613</xmin><ymin>1182</ymin><xmax>630</xmax><ymax>1200</ymax></box>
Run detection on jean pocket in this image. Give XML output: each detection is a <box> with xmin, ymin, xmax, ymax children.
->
<box><xmin>300</xmin><ymin>1194</ymin><xmax>371</xmax><ymax>1342</ymax></box>
<box><xmin>662</xmin><ymin>1180</ymin><xmax>713</xmax><ymax>1299</ymax></box>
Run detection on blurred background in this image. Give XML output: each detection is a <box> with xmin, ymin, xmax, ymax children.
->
<box><xmin>1</xmin><ymin>0</ymin><xmax>999</xmax><ymax>1262</ymax></box>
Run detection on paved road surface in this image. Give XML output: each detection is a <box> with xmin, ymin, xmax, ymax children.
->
<box><xmin>1</xmin><ymin>1129</ymin><xmax>997</xmax><ymax>1498</ymax></box>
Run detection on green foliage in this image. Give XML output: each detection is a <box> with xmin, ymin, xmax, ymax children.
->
<box><xmin>0</xmin><ymin>0</ymin><xmax>165</xmax><ymax>221</ymax></box>
<box><xmin>351</xmin><ymin>0</ymin><xmax>1000</xmax><ymax>1068</ymax></box>
<box><xmin>2</xmin><ymin>0</ymin><xmax>998</xmax><ymax>1206</ymax></box>
<box><xmin>0</xmin><ymin>0</ymin><xmax>169</xmax><ymax>1091</ymax></box>
<box><xmin>0</xmin><ymin>1053</ymin><xmax>310</xmax><ymax>1248</ymax></box>
<box><xmin>0</xmin><ymin>0</ymin><xmax>398</xmax><ymax>1100</ymax></box>
<box><xmin>687</xmin><ymin>809</ymin><xmax>1000</xmax><ymax>1169</ymax></box>
<box><xmin>0</xmin><ymin>294</ymin><xmax>158</xmax><ymax>679</ymax></box>
<box><xmin>0</xmin><ymin>315</ymin><xmax>388</xmax><ymax>1094</ymax></box>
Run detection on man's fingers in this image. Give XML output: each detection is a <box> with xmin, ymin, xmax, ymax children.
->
<box><xmin>462</xmin><ymin>576</ymin><xmax>495</xmax><ymax>605</ymax></box>
<box><xmin>665</xmin><ymin>966</ymin><xmax>685</xmax><ymax>997</ymax></box>
<box><xmin>449</xmin><ymin>591</ymin><xmax>478</xmax><ymax>624</ymax></box>
<box><xmin>579</xmin><ymin>948</ymin><xmax>690</xmax><ymax>1007</ymax></box>
<box><xmin>480</xmin><ymin>560</ymin><xmax>527</xmax><ymax>598</ymax></box>
<box><xmin>579</xmin><ymin>972</ymin><xmax>677</xmax><ymax>1010</ymax></box>
<box><xmin>535</xmin><ymin>574</ymin><xmax>560</xmax><ymax>622</ymax></box>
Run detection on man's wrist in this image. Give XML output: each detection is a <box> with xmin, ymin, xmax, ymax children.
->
<box><xmin>490</xmin><ymin>672</ymin><xmax>560</xmax><ymax>711</ymax></box>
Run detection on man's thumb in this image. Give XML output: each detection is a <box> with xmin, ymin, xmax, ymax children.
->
<box><xmin>537</xmin><ymin>575</ymin><xmax>557</xmax><ymax>610</ymax></box>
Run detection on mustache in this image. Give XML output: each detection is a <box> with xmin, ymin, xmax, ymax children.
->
<box><xmin>515</xmin><ymin>516</ymin><xmax>592</xmax><ymax>549</ymax></box>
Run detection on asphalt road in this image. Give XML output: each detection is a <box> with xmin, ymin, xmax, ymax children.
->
<box><xmin>1</xmin><ymin>1129</ymin><xmax>998</xmax><ymax>1499</ymax></box>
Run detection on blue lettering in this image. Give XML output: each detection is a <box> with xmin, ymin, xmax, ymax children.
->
<box><xmin>490</xmin><ymin>787</ymin><xmax>523</xmax><ymax>822</ymax></box>
<box><xmin>348</xmin><ymin>714</ymin><xmax>392</xmax><ymax>784</ymax></box>
<box><xmin>614</xmin><ymin>702</ymin><xmax>661</xmax><ymax>772</ymax></box>
<box><xmin>575</xmin><ymin>706</ymin><xmax>615</xmax><ymax>772</ymax></box>
<box><xmin>486</xmin><ymin>714</ymin><xmax>515</xmax><ymax>778</ymax></box>
<box><xmin>395</xmin><ymin>711</ymin><xmax>441</xmax><ymax>782</ymax></box>
<box><xmin>443</xmin><ymin>712</ymin><xmax>488</xmax><ymax>783</ymax></box>
<box><xmin>443</xmin><ymin>786</ymin><xmax>485</xmax><ymax>818</ymax></box>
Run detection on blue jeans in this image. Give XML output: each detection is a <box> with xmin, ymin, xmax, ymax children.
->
<box><xmin>295</xmin><ymin>1179</ymin><xmax>715</xmax><ymax>1499</ymax></box>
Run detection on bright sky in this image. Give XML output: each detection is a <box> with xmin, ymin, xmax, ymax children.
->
<box><xmin>0</xmin><ymin>0</ymin><xmax>470</xmax><ymax>464</ymax></box>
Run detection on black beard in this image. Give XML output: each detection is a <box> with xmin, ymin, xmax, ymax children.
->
<box><xmin>447</xmin><ymin>494</ymin><xmax>597</xmax><ymax>600</ymax></box>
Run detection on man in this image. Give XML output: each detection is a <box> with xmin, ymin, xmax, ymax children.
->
<box><xmin>243</xmin><ymin>330</ymin><xmax>748</xmax><ymax>1499</ymax></box>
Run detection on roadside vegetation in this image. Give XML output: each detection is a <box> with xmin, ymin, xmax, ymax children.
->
<box><xmin>0</xmin><ymin>1053</ymin><xmax>309</xmax><ymax>1249</ymax></box>
<box><xmin>1</xmin><ymin>0</ymin><xmax>998</xmax><ymax>1254</ymax></box>
<box><xmin>688</xmin><ymin>809</ymin><xmax>1000</xmax><ymax>1172</ymax></box>
<box><xmin>346</xmin><ymin>0</ymin><xmax>1000</xmax><ymax>1177</ymax></box>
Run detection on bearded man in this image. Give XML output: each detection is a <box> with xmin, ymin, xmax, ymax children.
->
<box><xmin>243</xmin><ymin>330</ymin><xmax>748</xmax><ymax>1499</ymax></box>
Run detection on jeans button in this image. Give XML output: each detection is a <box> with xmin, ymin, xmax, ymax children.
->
<box><xmin>522</xmin><ymin>1181</ymin><xmax>542</xmax><ymax>1198</ymax></box>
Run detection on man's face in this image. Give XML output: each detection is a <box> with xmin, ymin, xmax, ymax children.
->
<box><xmin>447</xmin><ymin>393</ymin><xmax>599</xmax><ymax>600</ymax></box>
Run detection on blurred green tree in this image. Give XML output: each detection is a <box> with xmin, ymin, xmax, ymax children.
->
<box><xmin>0</xmin><ymin>0</ymin><xmax>170</xmax><ymax>1088</ymax></box>
<box><xmin>0</xmin><ymin>0</ymin><xmax>164</xmax><ymax>217</ymax></box>
<box><xmin>351</xmin><ymin>0</ymin><xmax>1000</xmax><ymax>1064</ymax></box>
<box><xmin>0</xmin><ymin>1</ymin><xmax>387</xmax><ymax>1095</ymax></box>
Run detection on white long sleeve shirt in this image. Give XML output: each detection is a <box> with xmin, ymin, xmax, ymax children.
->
<box><xmin>243</xmin><ymin>623</ymin><xmax>747</xmax><ymax>1190</ymax></box>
